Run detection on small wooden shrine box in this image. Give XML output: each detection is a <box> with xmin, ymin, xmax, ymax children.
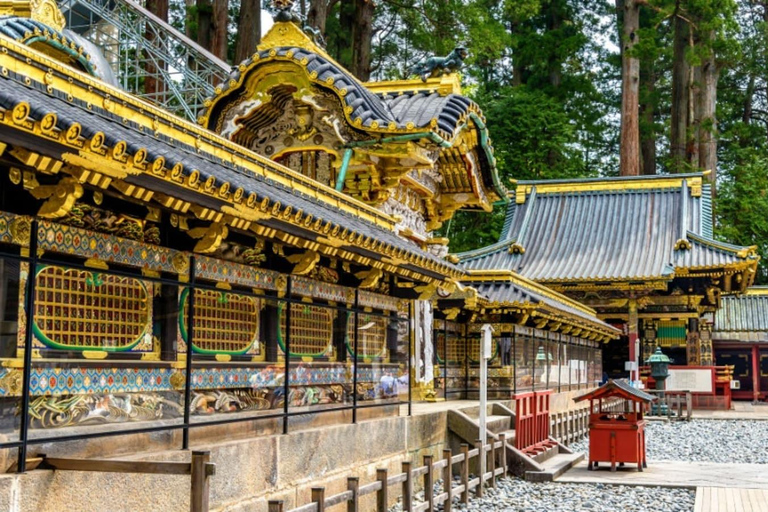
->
<box><xmin>573</xmin><ymin>379</ymin><xmax>656</xmax><ymax>472</ymax></box>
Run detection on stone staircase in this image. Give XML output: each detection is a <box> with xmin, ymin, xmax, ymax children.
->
<box><xmin>447</xmin><ymin>403</ymin><xmax>583</xmax><ymax>482</ymax></box>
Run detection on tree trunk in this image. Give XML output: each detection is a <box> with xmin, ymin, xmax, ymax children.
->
<box><xmin>546</xmin><ymin>0</ymin><xmax>562</xmax><ymax>89</ymax></box>
<box><xmin>696</xmin><ymin>37</ymin><xmax>718</xmax><ymax>191</ymax></box>
<box><xmin>234</xmin><ymin>0</ymin><xmax>261</xmax><ymax>64</ymax></box>
<box><xmin>670</xmin><ymin>13</ymin><xmax>690</xmax><ymax>172</ymax></box>
<box><xmin>742</xmin><ymin>73</ymin><xmax>755</xmax><ymax>126</ymax></box>
<box><xmin>639</xmin><ymin>66</ymin><xmax>656</xmax><ymax>175</ymax></box>
<box><xmin>144</xmin><ymin>0</ymin><xmax>169</xmax><ymax>98</ymax></box>
<box><xmin>195</xmin><ymin>0</ymin><xmax>213</xmax><ymax>50</ymax></box>
<box><xmin>210</xmin><ymin>0</ymin><xmax>229</xmax><ymax>61</ymax></box>
<box><xmin>351</xmin><ymin>0</ymin><xmax>375</xmax><ymax>81</ymax></box>
<box><xmin>307</xmin><ymin>0</ymin><xmax>330</xmax><ymax>34</ymax></box>
<box><xmin>337</xmin><ymin>0</ymin><xmax>354</xmax><ymax>69</ymax></box>
<box><xmin>185</xmin><ymin>0</ymin><xmax>195</xmax><ymax>38</ymax></box>
<box><xmin>618</xmin><ymin>0</ymin><xmax>640</xmax><ymax>176</ymax></box>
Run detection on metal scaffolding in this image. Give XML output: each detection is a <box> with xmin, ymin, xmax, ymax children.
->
<box><xmin>59</xmin><ymin>0</ymin><xmax>230</xmax><ymax>121</ymax></box>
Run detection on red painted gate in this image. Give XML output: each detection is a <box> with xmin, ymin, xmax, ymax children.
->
<box><xmin>514</xmin><ymin>390</ymin><xmax>553</xmax><ymax>454</ymax></box>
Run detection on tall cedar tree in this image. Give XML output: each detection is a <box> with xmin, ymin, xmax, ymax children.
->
<box><xmin>195</xmin><ymin>0</ymin><xmax>228</xmax><ymax>61</ymax></box>
<box><xmin>234</xmin><ymin>0</ymin><xmax>262</xmax><ymax>64</ymax></box>
<box><xmin>617</xmin><ymin>0</ymin><xmax>641</xmax><ymax>176</ymax></box>
<box><xmin>145</xmin><ymin>0</ymin><xmax>169</xmax><ymax>96</ymax></box>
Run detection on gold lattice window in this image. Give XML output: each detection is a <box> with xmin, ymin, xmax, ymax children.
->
<box><xmin>437</xmin><ymin>331</ymin><xmax>465</xmax><ymax>364</ymax></box>
<box><xmin>467</xmin><ymin>336</ymin><xmax>482</xmax><ymax>362</ymax></box>
<box><xmin>279</xmin><ymin>302</ymin><xmax>333</xmax><ymax>357</ymax></box>
<box><xmin>181</xmin><ymin>289</ymin><xmax>260</xmax><ymax>355</ymax></box>
<box><xmin>33</xmin><ymin>266</ymin><xmax>151</xmax><ymax>351</ymax></box>
<box><xmin>347</xmin><ymin>314</ymin><xmax>386</xmax><ymax>358</ymax></box>
<box><xmin>446</xmin><ymin>333</ymin><xmax>465</xmax><ymax>364</ymax></box>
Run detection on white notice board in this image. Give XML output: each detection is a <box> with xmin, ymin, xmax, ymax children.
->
<box><xmin>664</xmin><ymin>368</ymin><xmax>713</xmax><ymax>393</ymax></box>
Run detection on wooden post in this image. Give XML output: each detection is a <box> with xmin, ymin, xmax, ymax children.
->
<box><xmin>312</xmin><ymin>488</ymin><xmax>326</xmax><ymax>512</ymax></box>
<box><xmin>474</xmin><ymin>440</ymin><xmax>484</xmax><ymax>498</ymax></box>
<box><xmin>267</xmin><ymin>501</ymin><xmax>284</xmax><ymax>512</ymax></box>
<box><xmin>499</xmin><ymin>433</ymin><xmax>507</xmax><ymax>476</ymax></box>
<box><xmin>423</xmin><ymin>455</ymin><xmax>434</xmax><ymax>510</ymax></box>
<box><xmin>402</xmin><ymin>461</ymin><xmax>413</xmax><ymax>512</ymax></box>
<box><xmin>191</xmin><ymin>451</ymin><xmax>212</xmax><ymax>512</ymax></box>
<box><xmin>442</xmin><ymin>449</ymin><xmax>452</xmax><ymax>512</ymax></box>
<box><xmin>347</xmin><ymin>477</ymin><xmax>359</xmax><ymax>512</ymax></box>
<box><xmin>488</xmin><ymin>437</ymin><xmax>496</xmax><ymax>488</ymax></box>
<box><xmin>376</xmin><ymin>468</ymin><xmax>388</xmax><ymax>512</ymax></box>
<box><xmin>460</xmin><ymin>444</ymin><xmax>469</xmax><ymax>504</ymax></box>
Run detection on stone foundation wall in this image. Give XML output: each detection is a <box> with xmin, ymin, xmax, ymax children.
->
<box><xmin>0</xmin><ymin>390</ymin><xmax>593</xmax><ymax>512</ymax></box>
<box><xmin>0</xmin><ymin>412</ymin><xmax>446</xmax><ymax>512</ymax></box>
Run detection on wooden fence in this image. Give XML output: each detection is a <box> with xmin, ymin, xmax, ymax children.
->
<box><xmin>268</xmin><ymin>434</ymin><xmax>509</xmax><ymax>512</ymax></box>
<box><xmin>549</xmin><ymin>406</ymin><xmax>591</xmax><ymax>446</ymax></box>
<box><xmin>549</xmin><ymin>400</ymin><xmax>625</xmax><ymax>446</ymax></box>
<box><xmin>33</xmin><ymin>451</ymin><xmax>215</xmax><ymax>512</ymax></box>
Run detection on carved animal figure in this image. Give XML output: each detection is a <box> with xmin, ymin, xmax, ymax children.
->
<box><xmin>409</xmin><ymin>47</ymin><xmax>468</xmax><ymax>82</ymax></box>
<box><xmin>303</xmin><ymin>25</ymin><xmax>326</xmax><ymax>47</ymax></box>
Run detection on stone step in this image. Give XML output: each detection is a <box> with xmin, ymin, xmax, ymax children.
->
<box><xmin>530</xmin><ymin>442</ymin><xmax>560</xmax><ymax>465</ymax></box>
<box><xmin>526</xmin><ymin>452</ymin><xmax>585</xmax><ymax>482</ymax></box>
<box><xmin>500</xmin><ymin>429</ymin><xmax>516</xmax><ymax>446</ymax></box>
<box><xmin>484</xmin><ymin>415</ymin><xmax>512</xmax><ymax>434</ymax></box>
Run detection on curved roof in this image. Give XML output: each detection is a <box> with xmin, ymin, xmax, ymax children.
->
<box><xmin>458</xmin><ymin>174</ymin><xmax>757</xmax><ymax>284</ymax></box>
<box><xmin>198</xmin><ymin>21</ymin><xmax>505</xmax><ymax>201</ymax></box>
<box><xmin>202</xmin><ymin>41</ymin><xmax>489</xmax><ymax>141</ymax></box>
<box><xmin>380</xmin><ymin>90</ymin><xmax>476</xmax><ymax>138</ymax></box>
<box><xmin>464</xmin><ymin>271</ymin><xmax>620</xmax><ymax>339</ymax></box>
<box><xmin>0</xmin><ymin>16</ymin><xmax>97</xmax><ymax>77</ymax></box>
<box><xmin>0</xmin><ymin>37</ymin><xmax>463</xmax><ymax>283</ymax></box>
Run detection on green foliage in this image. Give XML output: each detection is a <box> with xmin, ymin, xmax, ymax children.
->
<box><xmin>716</xmin><ymin>150</ymin><xmax>768</xmax><ymax>284</ymax></box>
<box><xmin>441</xmin><ymin>207</ymin><xmax>508</xmax><ymax>256</ymax></box>
<box><xmin>479</xmin><ymin>85</ymin><xmax>592</xmax><ymax>182</ymax></box>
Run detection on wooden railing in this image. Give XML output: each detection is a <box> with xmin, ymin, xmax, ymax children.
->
<box><xmin>268</xmin><ymin>435</ymin><xmax>509</xmax><ymax>512</ymax></box>
<box><xmin>549</xmin><ymin>400</ymin><xmax>624</xmax><ymax>446</ymax></box>
<box><xmin>32</xmin><ymin>451</ymin><xmax>215</xmax><ymax>512</ymax></box>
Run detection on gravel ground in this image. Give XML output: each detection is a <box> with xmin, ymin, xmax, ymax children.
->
<box><xmin>570</xmin><ymin>419</ymin><xmax>768</xmax><ymax>464</ymax></box>
<box><xmin>391</xmin><ymin>479</ymin><xmax>694</xmax><ymax>512</ymax></box>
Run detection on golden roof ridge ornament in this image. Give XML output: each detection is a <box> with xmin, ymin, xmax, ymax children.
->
<box><xmin>262</xmin><ymin>0</ymin><xmax>327</xmax><ymax>52</ymax></box>
<box><xmin>0</xmin><ymin>0</ymin><xmax>66</xmax><ymax>31</ymax></box>
<box><xmin>31</xmin><ymin>0</ymin><xmax>65</xmax><ymax>31</ymax></box>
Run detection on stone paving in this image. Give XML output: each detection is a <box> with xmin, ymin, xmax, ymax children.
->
<box><xmin>408</xmin><ymin>400</ymin><xmax>768</xmax><ymax>511</ymax></box>
<box><xmin>559</xmin><ymin>410</ymin><xmax>768</xmax><ymax>512</ymax></box>
<box><xmin>558</xmin><ymin>460</ymin><xmax>768</xmax><ymax>489</ymax></box>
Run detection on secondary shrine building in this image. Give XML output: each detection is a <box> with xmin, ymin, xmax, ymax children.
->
<box><xmin>457</xmin><ymin>174</ymin><xmax>759</xmax><ymax>405</ymax></box>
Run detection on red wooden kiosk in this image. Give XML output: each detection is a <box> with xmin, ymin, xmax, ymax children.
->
<box><xmin>573</xmin><ymin>380</ymin><xmax>656</xmax><ymax>472</ymax></box>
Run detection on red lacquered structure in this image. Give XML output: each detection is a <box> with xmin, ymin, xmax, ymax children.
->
<box><xmin>573</xmin><ymin>380</ymin><xmax>656</xmax><ymax>472</ymax></box>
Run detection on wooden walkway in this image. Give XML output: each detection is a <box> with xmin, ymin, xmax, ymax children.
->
<box><xmin>695</xmin><ymin>487</ymin><xmax>768</xmax><ymax>512</ymax></box>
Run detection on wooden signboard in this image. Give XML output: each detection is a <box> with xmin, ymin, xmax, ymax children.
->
<box><xmin>664</xmin><ymin>367</ymin><xmax>714</xmax><ymax>393</ymax></box>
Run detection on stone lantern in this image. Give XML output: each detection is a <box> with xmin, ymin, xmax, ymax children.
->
<box><xmin>645</xmin><ymin>347</ymin><xmax>671</xmax><ymax>415</ymax></box>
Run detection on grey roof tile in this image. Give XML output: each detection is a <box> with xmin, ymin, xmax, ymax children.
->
<box><xmin>714</xmin><ymin>290</ymin><xmax>768</xmax><ymax>333</ymax></box>
<box><xmin>0</xmin><ymin>70</ymin><xmax>460</xmax><ymax>277</ymax></box>
<box><xmin>458</xmin><ymin>175</ymin><xmax>754</xmax><ymax>282</ymax></box>
<box><xmin>466</xmin><ymin>279</ymin><xmax>618</xmax><ymax>332</ymax></box>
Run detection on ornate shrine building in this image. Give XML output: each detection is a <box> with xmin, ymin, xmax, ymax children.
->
<box><xmin>713</xmin><ymin>288</ymin><xmax>768</xmax><ymax>402</ymax></box>
<box><xmin>0</xmin><ymin>0</ymin><xmax>621</xmax><ymax>471</ymax></box>
<box><xmin>457</xmin><ymin>174</ymin><xmax>759</xmax><ymax>389</ymax></box>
